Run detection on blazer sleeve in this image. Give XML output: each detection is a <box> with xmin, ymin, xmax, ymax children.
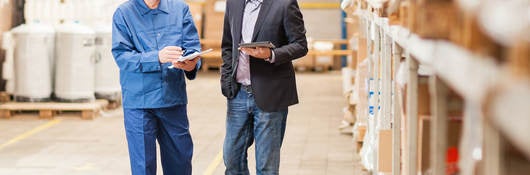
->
<box><xmin>271</xmin><ymin>0</ymin><xmax>308</xmax><ymax>65</ymax></box>
<box><xmin>221</xmin><ymin>4</ymin><xmax>233</xmax><ymax>80</ymax></box>
<box><xmin>112</xmin><ymin>9</ymin><xmax>162</xmax><ymax>73</ymax></box>
<box><xmin>220</xmin><ymin>2</ymin><xmax>240</xmax><ymax>98</ymax></box>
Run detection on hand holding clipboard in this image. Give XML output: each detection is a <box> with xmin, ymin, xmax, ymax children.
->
<box><xmin>168</xmin><ymin>49</ymin><xmax>213</xmax><ymax>69</ymax></box>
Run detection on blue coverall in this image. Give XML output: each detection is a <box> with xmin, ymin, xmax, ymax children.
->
<box><xmin>111</xmin><ymin>0</ymin><xmax>201</xmax><ymax>174</ymax></box>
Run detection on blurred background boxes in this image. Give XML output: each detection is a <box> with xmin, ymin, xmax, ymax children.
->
<box><xmin>187</xmin><ymin>1</ymin><xmax>204</xmax><ymax>38</ymax></box>
<box><xmin>203</xmin><ymin>0</ymin><xmax>225</xmax><ymax>41</ymax></box>
<box><xmin>0</xmin><ymin>0</ymin><xmax>14</xmax><ymax>92</ymax></box>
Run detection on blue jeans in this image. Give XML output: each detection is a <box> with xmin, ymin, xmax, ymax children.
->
<box><xmin>124</xmin><ymin>105</ymin><xmax>193</xmax><ymax>175</ymax></box>
<box><xmin>223</xmin><ymin>88</ymin><xmax>288</xmax><ymax>175</ymax></box>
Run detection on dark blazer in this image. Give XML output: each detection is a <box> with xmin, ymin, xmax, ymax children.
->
<box><xmin>220</xmin><ymin>0</ymin><xmax>308</xmax><ymax>112</ymax></box>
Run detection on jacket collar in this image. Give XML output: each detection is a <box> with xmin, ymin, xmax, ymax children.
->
<box><xmin>134</xmin><ymin>0</ymin><xmax>169</xmax><ymax>15</ymax></box>
<box><xmin>246</xmin><ymin>0</ymin><xmax>263</xmax><ymax>4</ymax></box>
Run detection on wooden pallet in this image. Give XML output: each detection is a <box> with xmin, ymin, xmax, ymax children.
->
<box><xmin>0</xmin><ymin>100</ymin><xmax>109</xmax><ymax>120</ymax></box>
<box><xmin>0</xmin><ymin>92</ymin><xmax>10</xmax><ymax>103</ymax></box>
<box><xmin>105</xmin><ymin>99</ymin><xmax>122</xmax><ymax>110</ymax></box>
<box><xmin>200</xmin><ymin>40</ymin><xmax>223</xmax><ymax>72</ymax></box>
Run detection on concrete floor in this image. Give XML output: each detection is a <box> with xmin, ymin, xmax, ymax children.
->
<box><xmin>0</xmin><ymin>71</ymin><xmax>365</xmax><ymax>175</ymax></box>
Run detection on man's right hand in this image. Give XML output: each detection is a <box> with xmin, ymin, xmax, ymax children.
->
<box><xmin>159</xmin><ymin>46</ymin><xmax>184</xmax><ymax>63</ymax></box>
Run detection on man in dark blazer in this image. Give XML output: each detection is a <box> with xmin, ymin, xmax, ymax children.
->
<box><xmin>220</xmin><ymin>0</ymin><xmax>307</xmax><ymax>174</ymax></box>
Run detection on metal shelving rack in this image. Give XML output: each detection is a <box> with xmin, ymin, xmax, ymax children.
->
<box><xmin>353</xmin><ymin>7</ymin><xmax>530</xmax><ymax>175</ymax></box>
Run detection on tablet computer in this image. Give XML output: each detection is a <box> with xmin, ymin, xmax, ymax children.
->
<box><xmin>239</xmin><ymin>41</ymin><xmax>276</xmax><ymax>49</ymax></box>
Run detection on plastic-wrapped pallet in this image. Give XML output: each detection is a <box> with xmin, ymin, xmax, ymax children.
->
<box><xmin>94</xmin><ymin>24</ymin><xmax>120</xmax><ymax>101</ymax></box>
<box><xmin>8</xmin><ymin>24</ymin><xmax>55</xmax><ymax>102</ymax></box>
<box><xmin>54</xmin><ymin>23</ymin><xmax>96</xmax><ymax>102</ymax></box>
<box><xmin>342</xmin><ymin>67</ymin><xmax>356</xmax><ymax>95</ymax></box>
<box><xmin>353</xmin><ymin>58</ymin><xmax>370</xmax><ymax>142</ymax></box>
<box><xmin>354</xmin><ymin>58</ymin><xmax>377</xmax><ymax>170</ymax></box>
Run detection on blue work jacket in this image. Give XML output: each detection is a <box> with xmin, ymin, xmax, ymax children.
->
<box><xmin>112</xmin><ymin>0</ymin><xmax>201</xmax><ymax>109</ymax></box>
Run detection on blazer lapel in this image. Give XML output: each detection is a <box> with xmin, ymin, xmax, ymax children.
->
<box><xmin>231</xmin><ymin>0</ymin><xmax>246</xmax><ymax>77</ymax></box>
<box><xmin>251</xmin><ymin>0</ymin><xmax>272</xmax><ymax>41</ymax></box>
<box><xmin>233</xmin><ymin>0</ymin><xmax>245</xmax><ymax>45</ymax></box>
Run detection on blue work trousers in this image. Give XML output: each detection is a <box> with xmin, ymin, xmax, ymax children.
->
<box><xmin>124</xmin><ymin>105</ymin><xmax>193</xmax><ymax>175</ymax></box>
<box><xmin>223</xmin><ymin>89</ymin><xmax>288</xmax><ymax>175</ymax></box>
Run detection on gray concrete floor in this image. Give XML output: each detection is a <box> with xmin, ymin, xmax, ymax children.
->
<box><xmin>0</xmin><ymin>71</ymin><xmax>364</xmax><ymax>175</ymax></box>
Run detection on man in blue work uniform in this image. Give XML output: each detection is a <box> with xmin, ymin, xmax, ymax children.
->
<box><xmin>111</xmin><ymin>0</ymin><xmax>201</xmax><ymax>174</ymax></box>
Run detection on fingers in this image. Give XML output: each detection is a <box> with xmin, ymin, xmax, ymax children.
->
<box><xmin>164</xmin><ymin>46</ymin><xmax>183</xmax><ymax>51</ymax></box>
<box><xmin>257</xmin><ymin>47</ymin><xmax>269</xmax><ymax>53</ymax></box>
<box><xmin>164</xmin><ymin>51</ymin><xmax>184</xmax><ymax>59</ymax></box>
<box><xmin>185</xmin><ymin>57</ymin><xmax>199</xmax><ymax>63</ymax></box>
<box><xmin>160</xmin><ymin>46</ymin><xmax>185</xmax><ymax>63</ymax></box>
<box><xmin>166</xmin><ymin>50</ymin><xmax>184</xmax><ymax>55</ymax></box>
<box><xmin>172</xmin><ymin>61</ymin><xmax>185</xmax><ymax>68</ymax></box>
<box><xmin>172</xmin><ymin>59</ymin><xmax>198</xmax><ymax>71</ymax></box>
<box><xmin>239</xmin><ymin>47</ymin><xmax>255</xmax><ymax>54</ymax></box>
<box><xmin>239</xmin><ymin>47</ymin><xmax>270</xmax><ymax>59</ymax></box>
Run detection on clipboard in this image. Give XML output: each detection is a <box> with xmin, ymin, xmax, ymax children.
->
<box><xmin>168</xmin><ymin>49</ymin><xmax>213</xmax><ymax>69</ymax></box>
<box><xmin>176</xmin><ymin>48</ymin><xmax>213</xmax><ymax>62</ymax></box>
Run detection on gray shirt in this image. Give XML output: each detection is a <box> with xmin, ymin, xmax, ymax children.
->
<box><xmin>236</xmin><ymin>0</ymin><xmax>266</xmax><ymax>86</ymax></box>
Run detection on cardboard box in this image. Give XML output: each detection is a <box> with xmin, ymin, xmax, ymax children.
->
<box><xmin>354</xmin><ymin>58</ymin><xmax>369</xmax><ymax>127</ymax></box>
<box><xmin>343</xmin><ymin>106</ymin><xmax>355</xmax><ymax>124</ymax></box>
<box><xmin>407</xmin><ymin>1</ymin><xmax>456</xmax><ymax>39</ymax></box>
<box><xmin>186</xmin><ymin>1</ymin><xmax>204</xmax><ymax>37</ymax></box>
<box><xmin>0</xmin><ymin>0</ymin><xmax>14</xmax><ymax>91</ymax></box>
<box><xmin>449</xmin><ymin>11</ymin><xmax>502</xmax><ymax>59</ymax></box>
<box><xmin>378</xmin><ymin>130</ymin><xmax>393</xmax><ymax>173</ymax></box>
<box><xmin>357</xmin><ymin>38</ymin><xmax>367</xmax><ymax>65</ymax></box>
<box><xmin>345</xmin><ymin>16</ymin><xmax>359</xmax><ymax>41</ymax></box>
<box><xmin>399</xmin><ymin>1</ymin><xmax>409</xmax><ymax>27</ymax></box>
<box><xmin>402</xmin><ymin>76</ymin><xmax>464</xmax><ymax>117</ymax></box>
<box><xmin>1</xmin><ymin>0</ymin><xmax>14</xmax><ymax>54</ymax></box>
<box><xmin>355</xmin><ymin>125</ymin><xmax>367</xmax><ymax>142</ymax></box>
<box><xmin>348</xmin><ymin>51</ymin><xmax>358</xmax><ymax>69</ymax></box>
<box><xmin>418</xmin><ymin>117</ymin><xmax>462</xmax><ymax>173</ymax></box>
<box><xmin>293</xmin><ymin>55</ymin><xmax>315</xmax><ymax>70</ymax></box>
<box><xmin>403</xmin><ymin>76</ymin><xmax>431</xmax><ymax>116</ymax></box>
<box><xmin>203</xmin><ymin>0</ymin><xmax>225</xmax><ymax>40</ymax></box>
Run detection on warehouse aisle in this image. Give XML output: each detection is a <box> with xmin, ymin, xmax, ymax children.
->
<box><xmin>0</xmin><ymin>72</ymin><xmax>363</xmax><ymax>175</ymax></box>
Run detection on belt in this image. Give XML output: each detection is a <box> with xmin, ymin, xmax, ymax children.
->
<box><xmin>240</xmin><ymin>84</ymin><xmax>253</xmax><ymax>94</ymax></box>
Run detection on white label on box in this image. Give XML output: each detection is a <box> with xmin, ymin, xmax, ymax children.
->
<box><xmin>316</xmin><ymin>56</ymin><xmax>332</xmax><ymax>64</ymax></box>
<box><xmin>214</xmin><ymin>1</ymin><xmax>226</xmax><ymax>13</ymax></box>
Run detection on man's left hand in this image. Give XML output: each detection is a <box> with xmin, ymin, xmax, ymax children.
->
<box><xmin>240</xmin><ymin>47</ymin><xmax>271</xmax><ymax>59</ymax></box>
<box><xmin>172</xmin><ymin>57</ymin><xmax>200</xmax><ymax>72</ymax></box>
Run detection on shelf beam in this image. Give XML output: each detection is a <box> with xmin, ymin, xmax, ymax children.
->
<box><xmin>429</xmin><ymin>76</ymin><xmax>449</xmax><ymax>175</ymax></box>
<box><xmin>406</xmin><ymin>52</ymin><xmax>419</xmax><ymax>175</ymax></box>
<box><xmin>391</xmin><ymin>42</ymin><xmax>403</xmax><ymax>175</ymax></box>
<box><xmin>483</xmin><ymin>121</ymin><xmax>505</xmax><ymax>175</ymax></box>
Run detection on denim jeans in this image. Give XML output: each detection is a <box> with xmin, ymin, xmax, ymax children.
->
<box><xmin>223</xmin><ymin>88</ymin><xmax>288</xmax><ymax>175</ymax></box>
<box><xmin>124</xmin><ymin>105</ymin><xmax>193</xmax><ymax>175</ymax></box>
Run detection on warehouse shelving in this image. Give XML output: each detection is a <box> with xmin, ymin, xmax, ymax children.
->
<box><xmin>348</xmin><ymin>3</ymin><xmax>530</xmax><ymax>175</ymax></box>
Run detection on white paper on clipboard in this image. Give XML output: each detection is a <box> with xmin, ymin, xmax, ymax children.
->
<box><xmin>168</xmin><ymin>49</ymin><xmax>213</xmax><ymax>69</ymax></box>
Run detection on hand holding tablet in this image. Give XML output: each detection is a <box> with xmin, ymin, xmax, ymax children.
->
<box><xmin>239</xmin><ymin>41</ymin><xmax>276</xmax><ymax>49</ymax></box>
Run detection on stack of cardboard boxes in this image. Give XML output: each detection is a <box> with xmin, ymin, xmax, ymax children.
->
<box><xmin>0</xmin><ymin>0</ymin><xmax>14</xmax><ymax>91</ymax></box>
<box><xmin>187</xmin><ymin>1</ymin><xmax>204</xmax><ymax>38</ymax></box>
<box><xmin>200</xmin><ymin>0</ymin><xmax>224</xmax><ymax>70</ymax></box>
